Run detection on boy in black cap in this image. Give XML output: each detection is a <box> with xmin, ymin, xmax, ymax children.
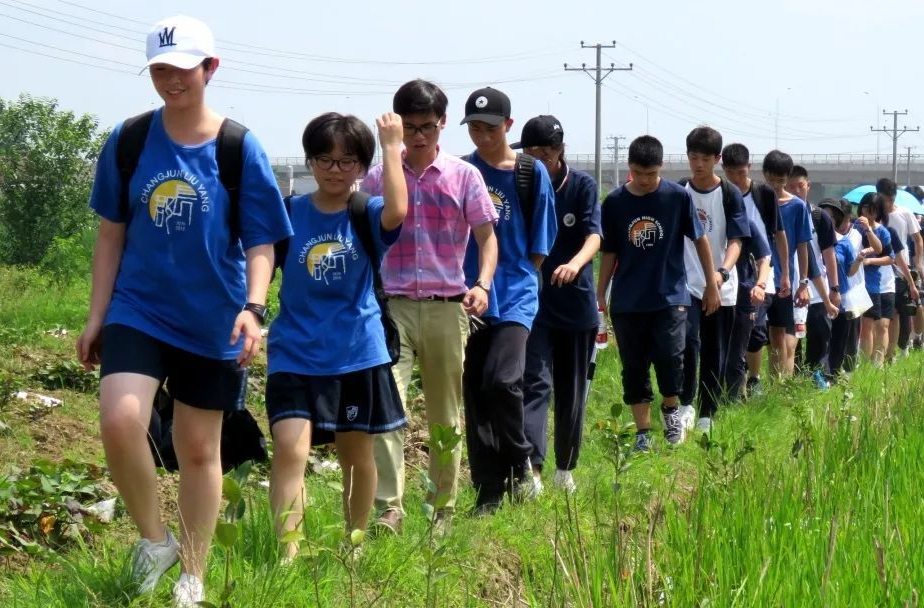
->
<box><xmin>459</xmin><ymin>88</ymin><xmax>558</xmax><ymax>512</ymax></box>
<box><xmin>517</xmin><ymin>115</ymin><xmax>601</xmax><ymax>494</ymax></box>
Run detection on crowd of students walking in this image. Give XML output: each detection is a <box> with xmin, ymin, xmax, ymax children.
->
<box><xmin>73</xmin><ymin>15</ymin><xmax>923</xmax><ymax>606</ymax></box>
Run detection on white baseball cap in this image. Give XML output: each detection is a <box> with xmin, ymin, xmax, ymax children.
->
<box><xmin>143</xmin><ymin>15</ymin><xmax>215</xmax><ymax>72</ymax></box>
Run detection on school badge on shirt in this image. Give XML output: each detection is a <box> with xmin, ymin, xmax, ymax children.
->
<box><xmin>140</xmin><ymin>169</ymin><xmax>211</xmax><ymax>234</ymax></box>
<box><xmin>628</xmin><ymin>216</ymin><xmax>664</xmax><ymax>249</ymax></box>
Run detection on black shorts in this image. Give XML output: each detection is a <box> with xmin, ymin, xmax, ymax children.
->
<box><xmin>894</xmin><ymin>277</ymin><xmax>917</xmax><ymax>317</ymax></box>
<box><xmin>265</xmin><ymin>365</ymin><xmax>406</xmax><ymax>445</ymax></box>
<box><xmin>100</xmin><ymin>323</ymin><xmax>246</xmax><ymax>412</ymax></box>
<box><xmin>747</xmin><ymin>294</ymin><xmax>774</xmax><ymax>353</ymax></box>
<box><xmin>864</xmin><ymin>292</ymin><xmax>895</xmax><ymax>321</ymax></box>
<box><xmin>767</xmin><ymin>293</ymin><xmax>795</xmax><ymax>335</ymax></box>
<box><xmin>612</xmin><ymin>306</ymin><xmax>686</xmax><ymax>405</ymax></box>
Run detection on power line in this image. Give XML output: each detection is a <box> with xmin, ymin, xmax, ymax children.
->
<box><xmin>564</xmin><ymin>41</ymin><xmax>632</xmax><ymax>188</ymax></box>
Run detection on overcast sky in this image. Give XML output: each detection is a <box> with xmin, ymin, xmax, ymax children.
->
<box><xmin>3</xmin><ymin>0</ymin><xmax>924</xmax><ymax>159</ymax></box>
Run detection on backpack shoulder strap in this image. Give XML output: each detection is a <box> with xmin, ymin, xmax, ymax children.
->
<box><xmin>514</xmin><ymin>153</ymin><xmax>537</xmax><ymax>228</ymax></box>
<box><xmin>347</xmin><ymin>191</ymin><xmax>384</xmax><ymax>295</ymax></box>
<box><xmin>460</xmin><ymin>153</ymin><xmax>473</xmax><ymax>163</ymax></box>
<box><xmin>216</xmin><ymin>118</ymin><xmax>249</xmax><ymax>242</ymax></box>
<box><xmin>677</xmin><ymin>177</ymin><xmax>690</xmax><ymax>187</ymax></box>
<box><xmin>116</xmin><ymin>110</ymin><xmax>156</xmax><ymax>221</ymax></box>
<box><xmin>719</xmin><ymin>177</ymin><xmax>740</xmax><ymax>222</ymax></box>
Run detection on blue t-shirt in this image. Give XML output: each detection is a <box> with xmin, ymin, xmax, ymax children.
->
<box><xmin>834</xmin><ymin>236</ymin><xmax>857</xmax><ymax>312</ymax></box>
<box><xmin>862</xmin><ymin>224</ymin><xmax>892</xmax><ymax>294</ymax></box>
<box><xmin>736</xmin><ymin>218</ymin><xmax>772</xmax><ymax>290</ymax></box>
<box><xmin>534</xmin><ymin>166</ymin><xmax>601</xmax><ymax>331</ymax></box>
<box><xmin>774</xmin><ymin>196</ymin><xmax>813</xmax><ymax>289</ymax></box>
<box><xmin>463</xmin><ymin>152</ymin><xmax>558</xmax><ymax>329</ymax></box>
<box><xmin>602</xmin><ymin>179</ymin><xmax>703</xmax><ymax>314</ymax></box>
<box><xmin>89</xmin><ymin>109</ymin><xmax>292</xmax><ymax>359</ymax></box>
<box><xmin>268</xmin><ymin>195</ymin><xmax>401</xmax><ymax>376</ymax></box>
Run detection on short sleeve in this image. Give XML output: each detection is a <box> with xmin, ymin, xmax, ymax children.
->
<box><xmin>750</xmin><ymin>220</ymin><xmax>772</xmax><ymax>260</ymax></box>
<box><xmin>369</xmin><ymin>195</ymin><xmax>402</xmax><ymax>254</ymax></box>
<box><xmin>529</xmin><ymin>161</ymin><xmax>558</xmax><ymax>256</ymax></box>
<box><xmin>579</xmin><ymin>174</ymin><xmax>602</xmax><ymax>237</ymax></box>
<box><xmin>683</xmin><ymin>190</ymin><xmax>704</xmax><ymax>241</ymax></box>
<box><xmin>238</xmin><ymin>132</ymin><xmax>294</xmax><ymax>250</ymax></box>
<box><xmin>796</xmin><ymin>204</ymin><xmax>813</xmax><ymax>245</ymax></box>
<box><xmin>724</xmin><ymin>182</ymin><xmax>750</xmax><ymax>240</ymax></box>
<box><xmin>88</xmin><ymin>125</ymin><xmax>127</xmax><ymax>223</ymax></box>
<box><xmin>906</xmin><ymin>210</ymin><xmax>922</xmax><ymax>235</ymax></box>
<box><xmin>889</xmin><ymin>227</ymin><xmax>904</xmax><ymax>255</ymax></box>
<box><xmin>600</xmin><ymin>190</ymin><xmax>620</xmax><ymax>253</ymax></box>
<box><xmin>815</xmin><ymin>210</ymin><xmax>837</xmax><ymax>250</ymax></box>
<box><xmin>462</xmin><ymin>164</ymin><xmax>497</xmax><ymax>227</ymax></box>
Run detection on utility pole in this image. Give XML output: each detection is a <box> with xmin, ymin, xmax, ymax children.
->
<box><xmin>606</xmin><ymin>135</ymin><xmax>627</xmax><ymax>188</ymax></box>
<box><xmin>906</xmin><ymin>146</ymin><xmax>915</xmax><ymax>187</ymax></box>
<box><xmin>565</xmin><ymin>41</ymin><xmax>632</xmax><ymax>188</ymax></box>
<box><xmin>871</xmin><ymin>110</ymin><xmax>920</xmax><ymax>183</ymax></box>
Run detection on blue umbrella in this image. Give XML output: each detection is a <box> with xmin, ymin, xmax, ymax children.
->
<box><xmin>843</xmin><ymin>185</ymin><xmax>924</xmax><ymax>214</ymax></box>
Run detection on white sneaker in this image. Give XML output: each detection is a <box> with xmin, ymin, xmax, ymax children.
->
<box><xmin>130</xmin><ymin>528</ymin><xmax>180</xmax><ymax>594</ymax></box>
<box><xmin>552</xmin><ymin>469</ymin><xmax>577</xmax><ymax>494</ymax></box>
<box><xmin>173</xmin><ymin>573</ymin><xmax>205</xmax><ymax>608</ymax></box>
<box><xmin>696</xmin><ymin>417</ymin><xmax>713</xmax><ymax>433</ymax></box>
<box><xmin>678</xmin><ymin>405</ymin><xmax>696</xmax><ymax>431</ymax></box>
<box><xmin>532</xmin><ymin>473</ymin><xmax>545</xmax><ymax>496</ymax></box>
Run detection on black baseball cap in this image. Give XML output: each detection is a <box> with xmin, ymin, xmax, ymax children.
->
<box><xmin>512</xmin><ymin>115</ymin><xmax>564</xmax><ymax>149</ymax></box>
<box><xmin>818</xmin><ymin>198</ymin><xmax>852</xmax><ymax>224</ymax></box>
<box><xmin>460</xmin><ymin>87</ymin><xmax>511</xmax><ymax>126</ymax></box>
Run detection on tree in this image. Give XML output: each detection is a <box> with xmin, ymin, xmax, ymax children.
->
<box><xmin>0</xmin><ymin>94</ymin><xmax>106</xmax><ymax>265</ymax></box>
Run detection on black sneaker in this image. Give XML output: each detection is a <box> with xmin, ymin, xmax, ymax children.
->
<box><xmin>661</xmin><ymin>406</ymin><xmax>685</xmax><ymax>445</ymax></box>
<box><xmin>746</xmin><ymin>376</ymin><xmax>763</xmax><ymax>397</ymax></box>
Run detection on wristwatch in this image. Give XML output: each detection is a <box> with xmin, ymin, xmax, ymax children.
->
<box><xmin>474</xmin><ymin>279</ymin><xmax>491</xmax><ymax>293</ymax></box>
<box><xmin>799</xmin><ymin>278</ymin><xmax>810</xmax><ymax>286</ymax></box>
<box><xmin>717</xmin><ymin>267</ymin><xmax>730</xmax><ymax>283</ymax></box>
<box><xmin>243</xmin><ymin>302</ymin><xmax>268</xmax><ymax>325</ymax></box>
<box><xmin>830</xmin><ymin>285</ymin><xmax>840</xmax><ymax>293</ymax></box>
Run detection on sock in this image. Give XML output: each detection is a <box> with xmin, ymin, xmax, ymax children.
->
<box><xmin>661</xmin><ymin>404</ymin><xmax>678</xmax><ymax>414</ymax></box>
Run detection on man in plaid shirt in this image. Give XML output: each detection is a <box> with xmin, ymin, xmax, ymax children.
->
<box><xmin>361</xmin><ymin>79</ymin><xmax>498</xmax><ymax>534</ymax></box>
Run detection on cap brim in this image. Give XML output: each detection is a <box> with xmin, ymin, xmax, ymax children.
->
<box><xmin>510</xmin><ymin>141</ymin><xmax>523</xmax><ymax>149</ymax></box>
<box><xmin>459</xmin><ymin>114</ymin><xmax>507</xmax><ymax>126</ymax></box>
<box><xmin>141</xmin><ymin>51</ymin><xmax>208</xmax><ymax>74</ymax></box>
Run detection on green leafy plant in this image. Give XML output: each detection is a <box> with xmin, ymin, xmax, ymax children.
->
<box><xmin>200</xmin><ymin>460</ymin><xmax>253</xmax><ymax>608</ymax></box>
<box><xmin>31</xmin><ymin>360</ymin><xmax>98</xmax><ymax>393</ymax></box>
<box><xmin>0</xmin><ymin>459</ymin><xmax>109</xmax><ymax>554</ymax></box>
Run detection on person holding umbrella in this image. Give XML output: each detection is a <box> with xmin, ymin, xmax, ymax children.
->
<box><xmin>519</xmin><ymin>116</ymin><xmax>601</xmax><ymax>494</ymax></box>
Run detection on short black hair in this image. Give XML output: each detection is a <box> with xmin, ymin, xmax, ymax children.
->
<box><xmin>876</xmin><ymin>177</ymin><xmax>898</xmax><ymax>198</ymax></box>
<box><xmin>301</xmin><ymin>112</ymin><xmax>375</xmax><ymax>171</ymax></box>
<box><xmin>721</xmin><ymin>143</ymin><xmax>750</xmax><ymax>168</ymax></box>
<box><xmin>393</xmin><ymin>79</ymin><xmax>448</xmax><ymax>118</ymax></box>
<box><xmin>906</xmin><ymin>185</ymin><xmax>924</xmax><ymax>202</ymax></box>
<box><xmin>686</xmin><ymin>126</ymin><xmax>722</xmax><ymax>156</ymax></box>
<box><xmin>762</xmin><ymin>150</ymin><xmax>794</xmax><ymax>177</ymax></box>
<box><xmin>790</xmin><ymin>165</ymin><xmax>809</xmax><ymax>180</ymax></box>
<box><xmin>628</xmin><ymin>135</ymin><xmax>663</xmax><ymax>167</ymax></box>
<box><xmin>858</xmin><ymin>192</ymin><xmax>887</xmax><ymax>224</ymax></box>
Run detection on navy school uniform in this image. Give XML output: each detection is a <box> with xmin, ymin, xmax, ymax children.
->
<box><xmin>460</xmin><ymin>151</ymin><xmax>558</xmax><ymax>499</ymax></box>
<box><xmin>679</xmin><ymin>179</ymin><xmax>749</xmax><ymax>419</ymax></box>
<box><xmin>803</xmin><ymin>209</ymin><xmax>837</xmax><ymax>376</ymax></box>
<box><xmin>522</xmin><ymin>164</ymin><xmax>601</xmax><ymax>472</ymax></box>
<box><xmin>602</xmin><ymin>179</ymin><xmax>703</xmax><ymax>407</ymax></box>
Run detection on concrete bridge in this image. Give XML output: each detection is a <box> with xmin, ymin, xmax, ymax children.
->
<box><xmin>271</xmin><ymin>153</ymin><xmax>924</xmax><ymax>205</ymax></box>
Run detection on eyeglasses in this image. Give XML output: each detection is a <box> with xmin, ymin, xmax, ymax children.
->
<box><xmin>312</xmin><ymin>155</ymin><xmax>358</xmax><ymax>171</ymax></box>
<box><xmin>403</xmin><ymin>122</ymin><xmax>441</xmax><ymax>136</ymax></box>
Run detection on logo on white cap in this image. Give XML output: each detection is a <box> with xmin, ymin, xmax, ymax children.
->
<box><xmin>552</xmin><ymin>124</ymin><xmax>562</xmax><ymax>131</ymax></box>
<box><xmin>475</xmin><ymin>96</ymin><xmax>489</xmax><ymax>109</ymax></box>
<box><xmin>144</xmin><ymin>15</ymin><xmax>215</xmax><ymax>72</ymax></box>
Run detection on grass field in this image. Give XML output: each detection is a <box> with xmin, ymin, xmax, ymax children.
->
<box><xmin>0</xmin><ymin>265</ymin><xmax>921</xmax><ymax>607</ymax></box>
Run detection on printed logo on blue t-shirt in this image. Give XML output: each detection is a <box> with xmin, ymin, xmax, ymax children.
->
<box><xmin>697</xmin><ymin>208</ymin><xmax>714</xmax><ymax>234</ymax></box>
<box><xmin>628</xmin><ymin>216</ymin><xmax>664</xmax><ymax>249</ymax></box>
<box><xmin>488</xmin><ymin>186</ymin><xmax>512</xmax><ymax>222</ymax></box>
<box><xmin>297</xmin><ymin>234</ymin><xmax>359</xmax><ymax>285</ymax></box>
<box><xmin>140</xmin><ymin>170</ymin><xmax>211</xmax><ymax>234</ymax></box>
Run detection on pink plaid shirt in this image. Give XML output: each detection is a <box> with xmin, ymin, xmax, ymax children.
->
<box><xmin>360</xmin><ymin>149</ymin><xmax>497</xmax><ymax>298</ymax></box>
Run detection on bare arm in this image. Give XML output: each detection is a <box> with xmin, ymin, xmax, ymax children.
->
<box><xmin>76</xmin><ymin>219</ymin><xmax>126</xmax><ymax>370</ymax></box>
<box><xmin>231</xmin><ymin>243</ymin><xmax>275</xmax><ymax>367</ymax></box>
<box><xmin>776</xmin><ymin>229</ymin><xmax>790</xmax><ymax>296</ymax></box>
<box><xmin>721</xmin><ymin>238</ymin><xmax>742</xmax><ymax>273</ymax></box>
<box><xmin>694</xmin><ymin>236</ymin><xmax>721</xmax><ymax>315</ymax></box>
<box><xmin>551</xmin><ymin>234</ymin><xmax>602</xmax><ymax>286</ymax></box>
<box><xmin>596</xmin><ymin>252</ymin><xmax>617</xmax><ymax>310</ymax></box>
<box><xmin>462</xmin><ymin>222</ymin><xmax>498</xmax><ymax>316</ymax></box>
<box><xmin>914</xmin><ymin>232</ymin><xmax>923</xmax><ymax>272</ymax></box>
<box><xmin>529</xmin><ymin>253</ymin><xmax>546</xmax><ymax>270</ymax></box>
<box><xmin>377</xmin><ymin>113</ymin><xmax>407</xmax><ymax>232</ymax></box>
<box><xmin>822</xmin><ymin>247</ymin><xmax>838</xmax><ymax>288</ymax></box>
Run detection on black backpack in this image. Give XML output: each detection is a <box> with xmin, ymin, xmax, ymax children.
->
<box><xmin>275</xmin><ymin>192</ymin><xmax>401</xmax><ymax>366</ymax></box>
<box><xmin>678</xmin><ymin>176</ymin><xmax>742</xmax><ymax>224</ymax></box>
<box><xmin>461</xmin><ymin>152</ymin><xmax>538</xmax><ymax>228</ymax></box>
<box><xmin>116</xmin><ymin>110</ymin><xmax>248</xmax><ymax>240</ymax></box>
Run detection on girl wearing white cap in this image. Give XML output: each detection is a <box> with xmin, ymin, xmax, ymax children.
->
<box><xmin>76</xmin><ymin>15</ymin><xmax>291</xmax><ymax>607</ymax></box>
